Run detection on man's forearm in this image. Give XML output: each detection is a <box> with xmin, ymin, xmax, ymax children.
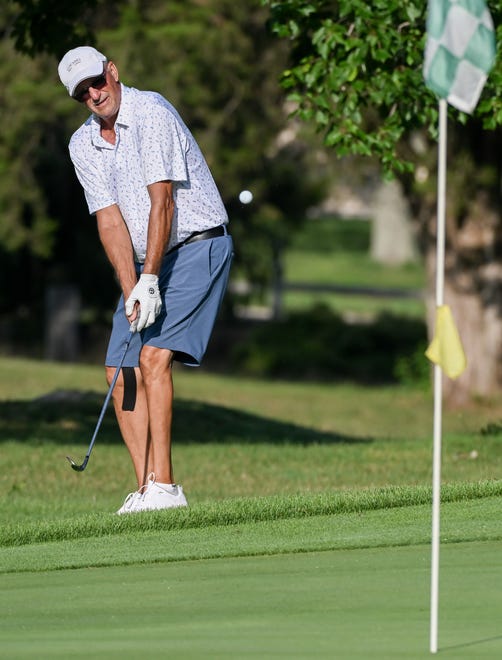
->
<box><xmin>143</xmin><ymin>181</ymin><xmax>174</xmax><ymax>274</ymax></box>
<box><xmin>97</xmin><ymin>206</ymin><xmax>137</xmax><ymax>299</ymax></box>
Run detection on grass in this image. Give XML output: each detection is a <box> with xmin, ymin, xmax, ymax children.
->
<box><xmin>284</xmin><ymin>249</ymin><xmax>425</xmax><ymax>290</ymax></box>
<box><xmin>2</xmin><ymin>218</ymin><xmax>500</xmax><ymax>658</ymax></box>
<box><xmin>280</xmin><ymin>289</ymin><xmax>426</xmax><ymax>317</ymax></box>
<box><xmin>1</xmin><ymin>480</ymin><xmax>501</xmax><ymax>551</ymax></box>
<box><xmin>1</xmin><ymin>356</ymin><xmax>502</xmax><ymax>657</ymax></box>
<box><xmin>282</xmin><ymin>248</ymin><xmax>425</xmax><ymax>317</ymax></box>
<box><xmin>282</xmin><ymin>218</ymin><xmax>426</xmax><ymax>318</ymax></box>
<box><xmin>285</xmin><ymin>217</ymin><xmax>425</xmax><ymax>287</ymax></box>
<box><xmin>2</xmin><ymin>542</ymin><xmax>500</xmax><ymax>659</ymax></box>
<box><xmin>232</xmin><ymin>217</ymin><xmax>427</xmax><ymax>318</ymax></box>
<box><xmin>1</xmin><ymin>496</ymin><xmax>501</xmax><ymax>658</ymax></box>
<box><xmin>1</xmin><ymin>357</ymin><xmax>502</xmax><ymax>525</ymax></box>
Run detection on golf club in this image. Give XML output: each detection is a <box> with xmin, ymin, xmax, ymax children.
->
<box><xmin>66</xmin><ymin>325</ymin><xmax>136</xmax><ymax>472</ymax></box>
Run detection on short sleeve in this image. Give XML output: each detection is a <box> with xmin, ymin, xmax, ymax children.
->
<box><xmin>69</xmin><ymin>137</ymin><xmax>116</xmax><ymax>214</ymax></box>
<box><xmin>137</xmin><ymin>103</ymin><xmax>189</xmax><ymax>186</ymax></box>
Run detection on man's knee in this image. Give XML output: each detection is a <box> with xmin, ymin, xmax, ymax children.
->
<box><xmin>105</xmin><ymin>365</ymin><xmax>117</xmax><ymax>387</ymax></box>
<box><xmin>139</xmin><ymin>345</ymin><xmax>174</xmax><ymax>379</ymax></box>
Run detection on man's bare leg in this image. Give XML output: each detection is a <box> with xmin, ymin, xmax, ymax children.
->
<box><xmin>108</xmin><ymin>366</ymin><xmax>154</xmax><ymax>487</ymax></box>
<box><xmin>139</xmin><ymin>345</ymin><xmax>175</xmax><ymax>484</ymax></box>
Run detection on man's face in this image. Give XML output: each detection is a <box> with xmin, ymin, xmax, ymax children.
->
<box><xmin>73</xmin><ymin>62</ymin><xmax>121</xmax><ymax>122</ymax></box>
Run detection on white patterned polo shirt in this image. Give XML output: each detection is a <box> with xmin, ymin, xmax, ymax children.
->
<box><xmin>69</xmin><ymin>84</ymin><xmax>228</xmax><ymax>261</ymax></box>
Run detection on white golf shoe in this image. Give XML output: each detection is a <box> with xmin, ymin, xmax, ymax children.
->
<box><xmin>116</xmin><ymin>489</ymin><xmax>147</xmax><ymax>514</ymax></box>
<box><xmin>116</xmin><ymin>473</ymin><xmax>188</xmax><ymax>514</ymax></box>
<box><xmin>116</xmin><ymin>474</ymin><xmax>152</xmax><ymax>514</ymax></box>
<box><xmin>141</xmin><ymin>475</ymin><xmax>188</xmax><ymax>511</ymax></box>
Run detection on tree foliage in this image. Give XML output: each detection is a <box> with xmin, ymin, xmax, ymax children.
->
<box><xmin>6</xmin><ymin>0</ymin><xmax>115</xmax><ymax>57</ymax></box>
<box><xmin>101</xmin><ymin>0</ymin><xmax>325</xmax><ymax>290</ymax></box>
<box><xmin>265</xmin><ymin>0</ymin><xmax>502</xmax><ymax>173</ymax></box>
<box><xmin>265</xmin><ymin>0</ymin><xmax>502</xmax><ymax>400</ymax></box>
<box><xmin>0</xmin><ymin>0</ymin><xmax>326</xmax><ymax>330</ymax></box>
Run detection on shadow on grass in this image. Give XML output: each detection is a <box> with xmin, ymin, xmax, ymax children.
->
<box><xmin>0</xmin><ymin>391</ymin><xmax>372</xmax><ymax>446</ymax></box>
<box><xmin>441</xmin><ymin>635</ymin><xmax>502</xmax><ymax>654</ymax></box>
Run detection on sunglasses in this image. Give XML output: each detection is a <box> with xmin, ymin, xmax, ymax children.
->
<box><xmin>73</xmin><ymin>71</ymin><xmax>108</xmax><ymax>103</ymax></box>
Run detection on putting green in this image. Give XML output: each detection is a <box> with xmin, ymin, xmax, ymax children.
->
<box><xmin>1</xmin><ymin>540</ymin><xmax>501</xmax><ymax>659</ymax></box>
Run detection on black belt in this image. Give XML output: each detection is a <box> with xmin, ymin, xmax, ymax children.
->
<box><xmin>167</xmin><ymin>225</ymin><xmax>226</xmax><ymax>255</ymax></box>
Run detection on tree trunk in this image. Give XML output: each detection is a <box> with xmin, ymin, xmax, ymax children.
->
<box><xmin>371</xmin><ymin>178</ymin><xmax>418</xmax><ymax>265</ymax></box>
<box><xmin>425</xmin><ymin>194</ymin><xmax>502</xmax><ymax>405</ymax></box>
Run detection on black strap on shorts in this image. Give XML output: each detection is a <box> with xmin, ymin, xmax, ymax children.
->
<box><xmin>167</xmin><ymin>225</ymin><xmax>226</xmax><ymax>255</ymax></box>
<box><xmin>121</xmin><ymin>367</ymin><xmax>137</xmax><ymax>411</ymax></box>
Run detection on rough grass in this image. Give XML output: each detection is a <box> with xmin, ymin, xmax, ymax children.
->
<box><xmin>1</xmin><ymin>480</ymin><xmax>501</xmax><ymax>549</ymax></box>
<box><xmin>2</xmin><ymin>357</ymin><xmax>502</xmax><ymax>526</ymax></box>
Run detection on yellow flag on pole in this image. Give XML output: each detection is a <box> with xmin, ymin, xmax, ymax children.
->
<box><xmin>425</xmin><ymin>305</ymin><xmax>467</xmax><ymax>379</ymax></box>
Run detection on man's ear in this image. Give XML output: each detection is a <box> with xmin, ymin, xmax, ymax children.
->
<box><xmin>108</xmin><ymin>61</ymin><xmax>120</xmax><ymax>83</ymax></box>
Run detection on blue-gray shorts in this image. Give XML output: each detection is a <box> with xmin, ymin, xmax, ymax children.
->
<box><xmin>105</xmin><ymin>233</ymin><xmax>233</xmax><ymax>367</ymax></box>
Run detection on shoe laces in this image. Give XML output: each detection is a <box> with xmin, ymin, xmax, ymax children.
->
<box><xmin>121</xmin><ymin>490</ymin><xmax>140</xmax><ymax>511</ymax></box>
<box><xmin>123</xmin><ymin>475</ymin><xmax>154</xmax><ymax>510</ymax></box>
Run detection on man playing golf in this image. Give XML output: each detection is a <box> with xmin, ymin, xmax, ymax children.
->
<box><xmin>58</xmin><ymin>46</ymin><xmax>233</xmax><ymax>513</ymax></box>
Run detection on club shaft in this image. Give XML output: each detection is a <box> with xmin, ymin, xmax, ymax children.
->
<box><xmin>70</xmin><ymin>328</ymin><xmax>134</xmax><ymax>469</ymax></box>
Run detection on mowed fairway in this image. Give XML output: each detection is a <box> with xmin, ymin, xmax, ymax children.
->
<box><xmin>1</xmin><ymin>496</ymin><xmax>501</xmax><ymax>659</ymax></box>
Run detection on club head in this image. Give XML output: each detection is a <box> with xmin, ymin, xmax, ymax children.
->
<box><xmin>66</xmin><ymin>455</ymin><xmax>88</xmax><ymax>472</ymax></box>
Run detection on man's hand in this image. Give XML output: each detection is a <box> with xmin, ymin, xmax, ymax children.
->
<box><xmin>125</xmin><ymin>274</ymin><xmax>162</xmax><ymax>332</ymax></box>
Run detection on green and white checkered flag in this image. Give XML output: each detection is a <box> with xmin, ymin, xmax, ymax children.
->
<box><xmin>424</xmin><ymin>0</ymin><xmax>496</xmax><ymax>113</ymax></box>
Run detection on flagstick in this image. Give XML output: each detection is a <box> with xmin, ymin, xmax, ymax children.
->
<box><xmin>430</xmin><ymin>98</ymin><xmax>447</xmax><ymax>654</ymax></box>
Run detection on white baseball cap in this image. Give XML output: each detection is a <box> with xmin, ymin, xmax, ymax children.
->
<box><xmin>58</xmin><ymin>46</ymin><xmax>107</xmax><ymax>97</ymax></box>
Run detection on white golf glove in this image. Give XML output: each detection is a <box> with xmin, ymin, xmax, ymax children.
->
<box><xmin>125</xmin><ymin>274</ymin><xmax>162</xmax><ymax>332</ymax></box>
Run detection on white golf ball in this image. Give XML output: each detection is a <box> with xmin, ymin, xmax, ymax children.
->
<box><xmin>239</xmin><ymin>190</ymin><xmax>253</xmax><ymax>204</ymax></box>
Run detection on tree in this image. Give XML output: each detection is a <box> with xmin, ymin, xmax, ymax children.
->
<box><xmin>371</xmin><ymin>178</ymin><xmax>418</xmax><ymax>265</ymax></box>
<box><xmin>265</xmin><ymin>0</ymin><xmax>502</xmax><ymax>403</ymax></box>
<box><xmin>1</xmin><ymin>0</ymin><xmax>326</xmax><ymax>352</ymax></box>
<box><xmin>6</xmin><ymin>0</ymin><xmax>115</xmax><ymax>57</ymax></box>
<box><xmin>101</xmin><ymin>0</ymin><xmax>326</xmax><ymax>293</ymax></box>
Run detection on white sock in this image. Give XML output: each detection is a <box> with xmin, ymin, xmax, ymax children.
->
<box><xmin>155</xmin><ymin>481</ymin><xmax>177</xmax><ymax>493</ymax></box>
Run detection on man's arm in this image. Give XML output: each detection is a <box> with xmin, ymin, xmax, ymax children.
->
<box><xmin>143</xmin><ymin>180</ymin><xmax>175</xmax><ymax>275</ymax></box>
<box><xmin>96</xmin><ymin>204</ymin><xmax>137</xmax><ymax>301</ymax></box>
<box><xmin>121</xmin><ymin>181</ymin><xmax>174</xmax><ymax>330</ymax></box>
<box><xmin>98</xmin><ymin>182</ymin><xmax>174</xmax><ymax>330</ymax></box>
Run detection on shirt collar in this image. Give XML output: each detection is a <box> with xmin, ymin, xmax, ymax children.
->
<box><xmin>89</xmin><ymin>84</ymin><xmax>131</xmax><ymax>148</ymax></box>
<box><xmin>115</xmin><ymin>84</ymin><xmax>133</xmax><ymax>127</ymax></box>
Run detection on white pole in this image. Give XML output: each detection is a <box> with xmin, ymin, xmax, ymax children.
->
<box><xmin>430</xmin><ymin>98</ymin><xmax>447</xmax><ymax>654</ymax></box>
